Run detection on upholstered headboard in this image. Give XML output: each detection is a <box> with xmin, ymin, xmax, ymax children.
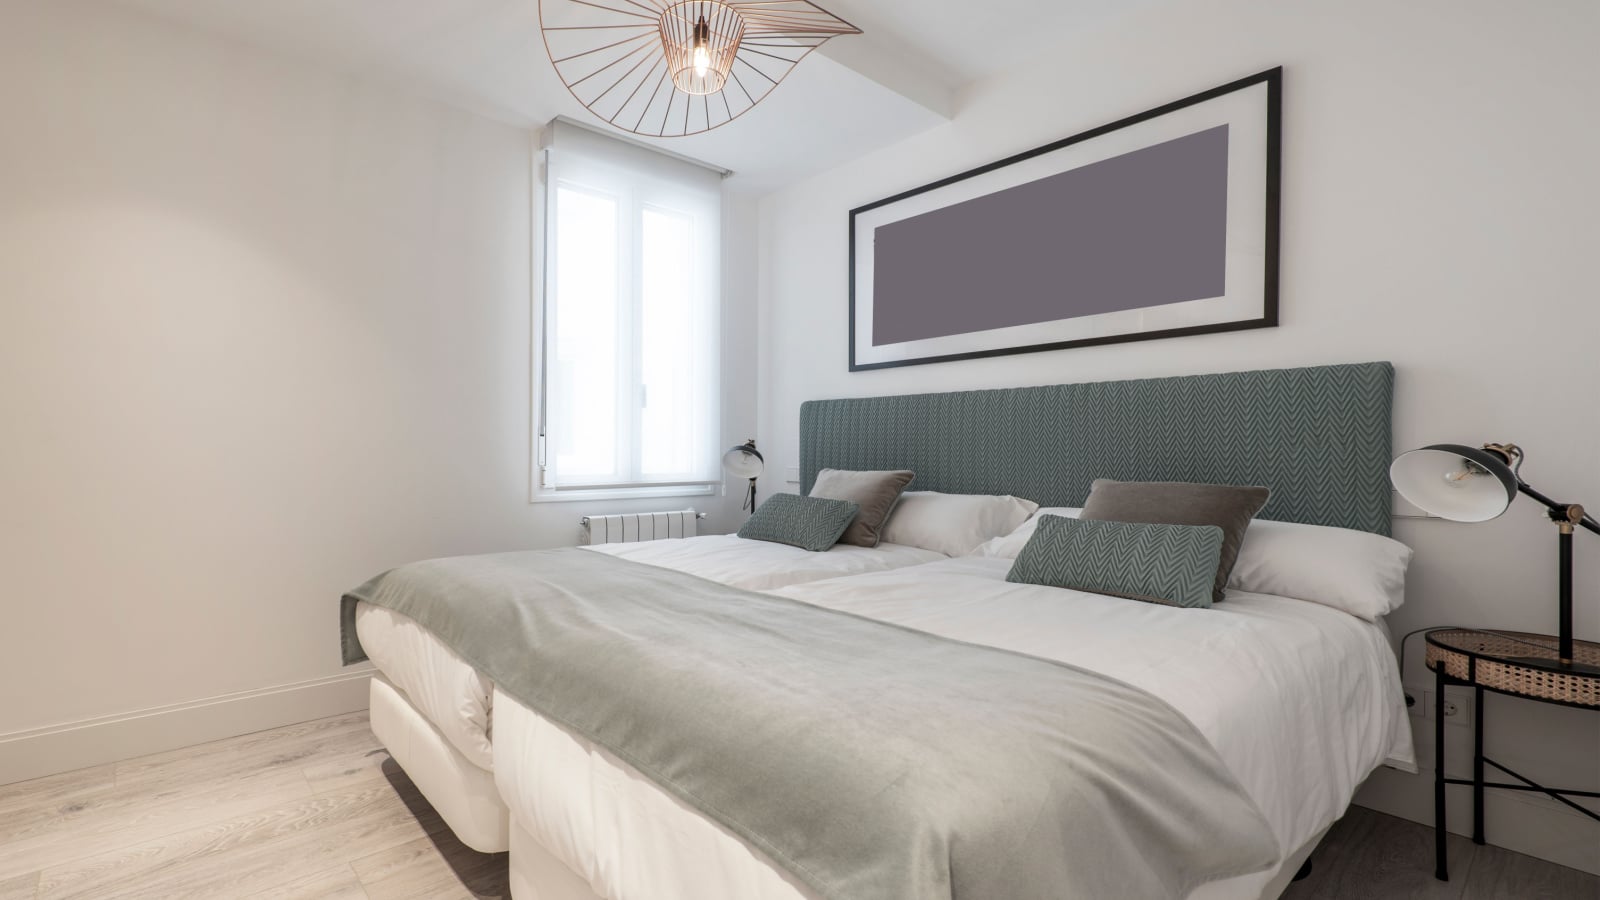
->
<box><xmin>799</xmin><ymin>362</ymin><xmax>1395</xmax><ymax>535</ymax></box>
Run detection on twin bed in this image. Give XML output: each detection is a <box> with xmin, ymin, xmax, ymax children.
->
<box><xmin>342</xmin><ymin>362</ymin><xmax>1416</xmax><ymax>900</ymax></box>
<box><xmin>351</xmin><ymin>533</ymin><xmax>948</xmax><ymax>853</ymax></box>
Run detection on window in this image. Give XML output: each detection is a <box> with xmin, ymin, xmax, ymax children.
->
<box><xmin>535</xmin><ymin>120</ymin><xmax>722</xmax><ymax>500</ymax></box>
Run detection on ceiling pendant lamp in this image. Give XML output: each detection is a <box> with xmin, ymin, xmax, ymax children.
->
<box><xmin>539</xmin><ymin>0</ymin><xmax>859</xmax><ymax>138</ymax></box>
<box><xmin>662</xmin><ymin>4</ymin><xmax>742</xmax><ymax>95</ymax></box>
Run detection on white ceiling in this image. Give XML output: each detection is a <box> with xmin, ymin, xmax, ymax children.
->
<box><xmin>107</xmin><ymin>0</ymin><xmax>1159</xmax><ymax>192</ymax></box>
<box><xmin>824</xmin><ymin>0</ymin><xmax>1157</xmax><ymax>83</ymax></box>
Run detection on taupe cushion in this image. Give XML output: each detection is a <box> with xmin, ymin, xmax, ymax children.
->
<box><xmin>808</xmin><ymin>468</ymin><xmax>916</xmax><ymax>548</ymax></box>
<box><xmin>1079</xmin><ymin>480</ymin><xmax>1270</xmax><ymax>604</ymax></box>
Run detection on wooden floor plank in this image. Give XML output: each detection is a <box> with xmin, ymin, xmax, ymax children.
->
<box><xmin>302</xmin><ymin>743</ymin><xmax>395</xmax><ymax>795</ymax></box>
<box><xmin>245</xmin><ymin>862</ymin><xmax>370</xmax><ymax>900</ymax></box>
<box><xmin>1279</xmin><ymin>806</ymin><xmax>1474</xmax><ymax>900</ymax></box>
<box><xmin>0</xmin><ymin>872</ymin><xmax>39</xmax><ymax>900</ymax></box>
<box><xmin>1461</xmin><ymin>842</ymin><xmax>1600</xmax><ymax>900</ymax></box>
<box><xmin>351</xmin><ymin>834</ymin><xmax>508</xmax><ymax>900</ymax></box>
<box><xmin>0</xmin><ymin>763</ymin><xmax>312</xmax><ymax>882</ymax></box>
<box><xmin>37</xmin><ymin>775</ymin><xmax>443</xmax><ymax>900</ymax></box>
<box><xmin>0</xmin><ymin>765</ymin><xmax>115</xmax><ymax>819</ymax></box>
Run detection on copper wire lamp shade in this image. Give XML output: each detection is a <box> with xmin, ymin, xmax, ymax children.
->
<box><xmin>539</xmin><ymin>0</ymin><xmax>860</xmax><ymax>137</ymax></box>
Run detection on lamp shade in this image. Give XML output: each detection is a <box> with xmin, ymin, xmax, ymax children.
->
<box><xmin>538</xmin><ymin>0</ymin><xmax>859</xmax><ymax>138</ymax></box>
<box><xmin>721</xmin><ymin>441</ymin><xmax>763</xmax><ymax>479</ymax></box>
<box><xmin>1390</xmin><ymin>444</ymin><xmax>1518</xmax><ymax>523</ymax></box>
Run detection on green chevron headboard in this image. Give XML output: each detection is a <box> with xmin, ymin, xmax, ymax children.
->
<box><xmin>799</xmin><ymin>362</ymin><xmax>1395</xmax><ymax>535</ymax></box>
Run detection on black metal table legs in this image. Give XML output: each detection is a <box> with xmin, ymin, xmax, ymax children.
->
<box><xmin>1434</xmin><ymin>663</ymin><xmax>1449</xmax><ymax>880</ymax></box>
<box><xmin>1437</xmin><ymin>678</ymin><xmax>1489</xmax><ymax>880</ymax></box>
<box><xmin>1433</xmin><ymin>672</ymin><xmax>1600</xmax><ymax>882</ymax></box>
<box><xmin>1473</xmin><ymin>685</ymin><xmax>1485</xmax><ymax>846</ymax></box>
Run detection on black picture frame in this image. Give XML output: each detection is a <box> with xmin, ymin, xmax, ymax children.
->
<box><xmin>848</xmin><ymin>67</ymin><xmax>1282</xmax><ymax>372</ymax></box>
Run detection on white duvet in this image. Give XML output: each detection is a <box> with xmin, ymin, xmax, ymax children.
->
<box><xmin>494</xmin><ymin>557</ymin><xmax>1416</xmax><ymax>900</ymax></box>
<box><xmin>353</xmin><ymin>536</ymin><xmax>949</xmax><ymax>771</ymax></box>
<box><xmin>580</xmin><ymin>533</ymin><xmax>947</xmax><ymax>589</ymax></box>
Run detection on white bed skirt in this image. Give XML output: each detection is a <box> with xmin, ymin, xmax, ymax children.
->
<box><xmin>369</xmin><ymin>674</ymin><xmax>509</xmax><ymax>853</ymax></box>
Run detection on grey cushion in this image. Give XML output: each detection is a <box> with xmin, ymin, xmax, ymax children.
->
<box><xmin>808</xmin><ymin>468</ymin><xmax>915</xmax><ymax>548</ymax></box>
<box><xmin>1006</xmin><ymin>516</ymin><xmax>1225</xmax><ymax>609</ymax></box>
<box><xmin>737</xmin><ymin>493</ymin><xmax>860</xmax><ymax>552</ymax></box>
<box><xmin>1079</xmin><ymin>480</ymin><xmax>1270</xmax><ymax>604</ymax></box>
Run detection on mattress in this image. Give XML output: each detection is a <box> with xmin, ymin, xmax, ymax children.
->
<box><xmin>354</xmin><ymin>536</ymin><xmax>949</xmax><ymax>771</ymax></box>
<box><xmin>493</xmin><ymin>556</ymin><xmax>1415</xmax><ymax>900</ymax></box>
<box><xmin>356</xmin><ymin>602</ymin><xmax>495</xmax><ymax>770</ymax></box>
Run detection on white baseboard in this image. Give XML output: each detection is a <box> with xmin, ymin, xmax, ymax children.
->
<box><xmin>0</xmin><ymin>668</ymin><xmax>374</xmax><ymax>786</ymax></box>
<box><xmin>1355</xmin><ymin>764</ymin><xmax>1600</xmax><ymax>876</ymax></box>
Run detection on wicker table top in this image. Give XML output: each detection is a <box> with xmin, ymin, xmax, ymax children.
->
<box><xmin>1425</xmin><ymin>629</ymin><xmax>1600</xmax><ymax>709</ymax></box>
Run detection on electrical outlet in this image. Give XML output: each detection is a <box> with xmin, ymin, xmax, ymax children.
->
<box><xmin>1442</xmin><ymin>686</ymin><xmax>1474</xmax><ymax>729</ymax></box>
<box><xmin>1416</xmin><ymin>688</ymin><xmax>1473</xmax><ymax>728</ymax></box>
<box><xmin>1404</xmin><ymin>684</ymin><xmax>1425</xmax><ymax>718</ymax></box>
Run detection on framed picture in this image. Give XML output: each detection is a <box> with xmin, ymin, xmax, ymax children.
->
<box><xmin>849</xmin><ymin>67</ymin><xmax>1281</xmax><ymax>372</ymax></box>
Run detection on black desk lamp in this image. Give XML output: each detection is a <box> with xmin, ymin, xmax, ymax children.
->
<box><xmin>721</xmin><ymin>439</ymin><xmax>763</xmax><ymax>512</ymax></box>
<box><xmin>1391</xmin><ymin>442</ymin><xmax>1600</xmax><ymax>675</ymax></box>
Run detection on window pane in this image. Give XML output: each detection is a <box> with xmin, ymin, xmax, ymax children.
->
<box><xmin>638</xmin><ymin>207</ymin><xmax>697</xmax><ymax>478</ymax></box>
<box><xmin>551</xmin><ymin>185</ymin><xmax>619</xmax><ymax>482</ymax></box>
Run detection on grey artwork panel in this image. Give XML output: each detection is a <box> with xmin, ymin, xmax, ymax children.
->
<box><xmin>871</xmin><ymin>125</ymin><xmax>1230</xmax><ymax>346</ymax></box>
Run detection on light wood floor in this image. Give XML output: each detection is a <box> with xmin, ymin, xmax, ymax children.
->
<box><xmin>0</xmin><ymin>711</ymin><xmax>1593</xmax><ymax>899</ymax></box>
<box><xmin>0</xmin><ymin>711</ymin><xmax>506</xmax><ymax>899</ymax></box>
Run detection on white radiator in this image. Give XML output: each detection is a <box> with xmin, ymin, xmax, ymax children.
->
<box><xmin>580</xmin><ymin>509</ymin><xmax>702</xmax><ymax>545</ymax></box>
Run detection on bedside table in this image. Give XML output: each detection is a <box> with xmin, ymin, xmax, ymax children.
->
<box><xmin>1424</xmin><ymin>628</ymin><xmax>1600</xmax><ymax>881</ymax></box>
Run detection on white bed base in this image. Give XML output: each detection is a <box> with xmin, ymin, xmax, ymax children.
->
<box><xmin>505</xmin><ymin>816</ymin><xmax>1326</xmax><ymax>900</ymax></box>
<box><xmin>369</xmin><ymin>674</ymin><xmax>510</xmax><ymax>853</ymax></box>
<box><xmin>371</xmin><ymin>659</ymin><xmax>1330</xmax><ymax>897</ymax></box>
<box><xmin>491</xmin><ymin>694</ymin><xmax>1330</xmax><ymax>900</ymax></box>
<box><xmin>368</xmin><ymin>669</ymin><xmax>1327</xmax><ymax>899</ymax></box>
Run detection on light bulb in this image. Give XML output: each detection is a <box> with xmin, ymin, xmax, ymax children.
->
<box><xmin>691</xmin><ymin>15</ymin><xmax>711</xmax><ymax>78</ymax></box>
<box><xmin>1441</xmin><ymin>459</ymin><xmax>1485</xmax><ymax>487</ymax></box>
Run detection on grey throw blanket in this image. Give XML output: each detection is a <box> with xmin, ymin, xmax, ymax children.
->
<box><xmin>342</xmin><ymin>549</ymin><xmax>1277</xmax><ymax>899</ymax></box>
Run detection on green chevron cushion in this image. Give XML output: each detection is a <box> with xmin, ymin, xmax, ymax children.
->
<box><xmin>1005</xmin><ymin>516</ymin><xmax>1225</xmax><ymax>609</ymax></box>
<box><xmin>737</xmin><ymin>493</ymin><xmax>861</xmax><ymax>552</ymax></box>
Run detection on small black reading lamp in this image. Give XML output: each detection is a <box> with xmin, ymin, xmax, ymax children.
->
<box><xmin>721</xmin><ymin>439</ymin><xmax>763</xmax><ymax>513</ymax></box>
<box><xmin>1391</xmin><ymin>442</ymin><xmax>1600</xmax><ymax>675</ymax></box>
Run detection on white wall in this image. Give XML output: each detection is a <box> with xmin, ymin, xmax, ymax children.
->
<box><xmin>0</xmin><ymin>1</ymin><xmax>756</xmax><ymax>780</ymax></box>
<box><xmin>758</xmin><ymin>0</ymin><xmax>1600</xmax><ymax>872</ymax></box>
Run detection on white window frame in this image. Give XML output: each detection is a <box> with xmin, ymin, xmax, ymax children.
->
<box><xmin>531</xmin><ymin>127</ymin><xmax>723</xmax><ymax>504</ymax></box>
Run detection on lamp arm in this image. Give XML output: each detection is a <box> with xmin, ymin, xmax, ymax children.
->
<box><xmin>1517</xmin><ymin>481</ymin><xmax>1600</xmax><ymax>536</ymax></box>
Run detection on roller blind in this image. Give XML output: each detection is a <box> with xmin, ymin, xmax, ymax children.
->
<box><xmin>536</xmin><ymin>120</ymin><xmax>722</xmax><ymax>495</ymax></box>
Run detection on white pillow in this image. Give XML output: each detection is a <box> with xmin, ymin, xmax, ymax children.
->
<box><xmin>971</xmin><ymin>507</ymin><xmax>1082</xmax><ymax>559</ymax></box>
<box><xmin>1227</xmin><ymin>519</ymin><xmax>1413</xmax><ymax>621</ymax></box>
<box><xmin>880</xmin><ymin>492</ymin><xmax>1040</xmax><ymax>557</ymax></box>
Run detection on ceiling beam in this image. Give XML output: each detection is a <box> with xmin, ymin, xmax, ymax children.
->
<box><xmin>815</xmin><ymin>32</ymin><xmax>957</xmax><ymax>120</ymax></box>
